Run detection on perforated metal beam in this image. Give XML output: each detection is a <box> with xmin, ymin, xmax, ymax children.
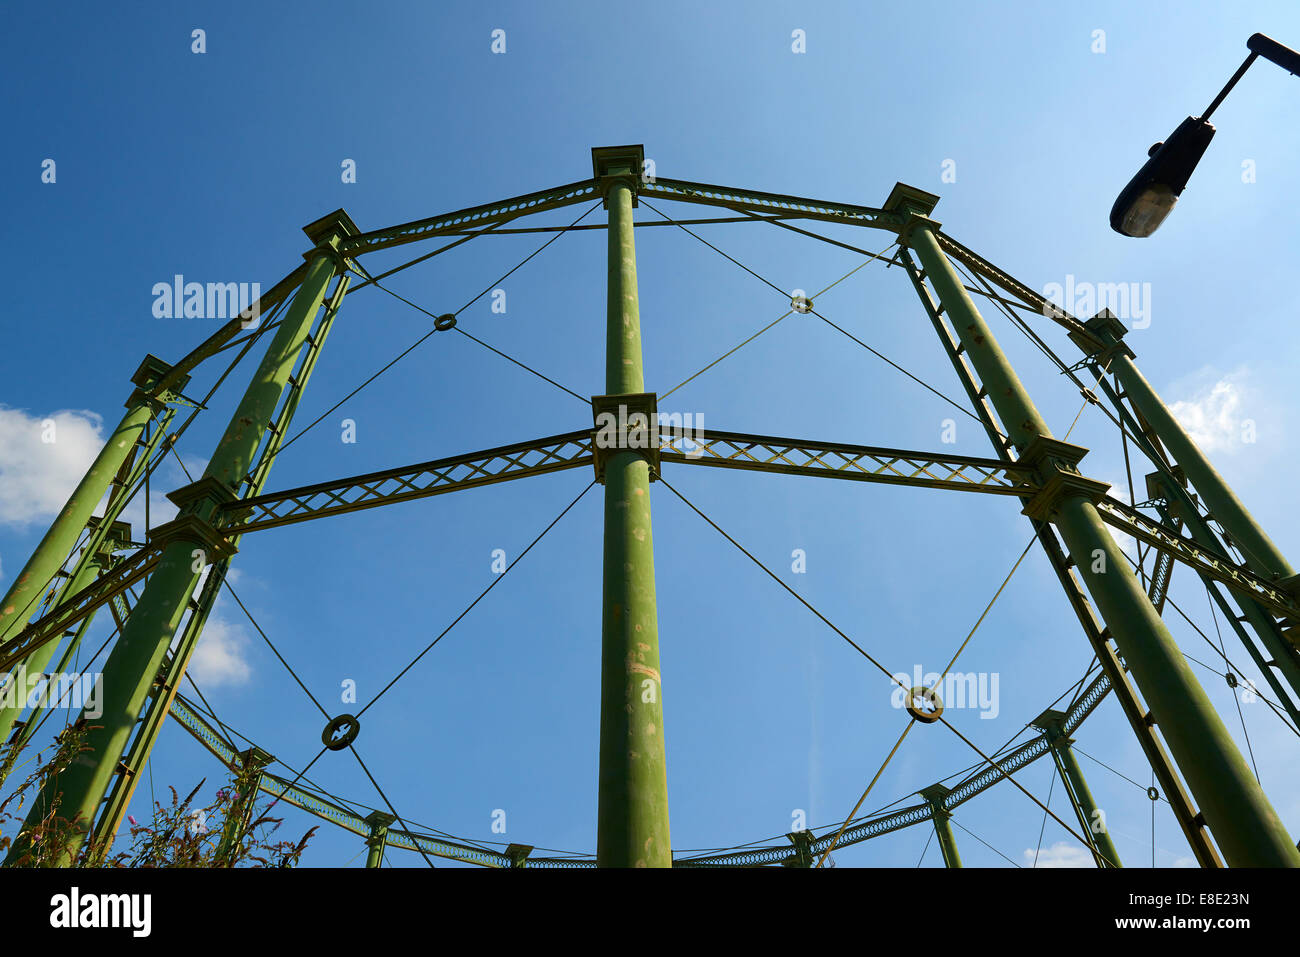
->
<box><xmin>339</xmin><ymin>180</ymin><xmax>602</xmax><ymax>257</ymax></box>
<box><xmin>640</xmin><ymin>177</ymin><xmax>904</xmax><ymax>232</ymax></box>
<box><xmin>219</xmin><ymin>430</ymin><xmax>597</xmax><ymax>534</ymax></box>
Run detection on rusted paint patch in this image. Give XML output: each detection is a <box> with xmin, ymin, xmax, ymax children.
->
<box><xmin>629</xmin><ymin>663</ymin><xmax>660</xmax><ymax>683</ymax></box>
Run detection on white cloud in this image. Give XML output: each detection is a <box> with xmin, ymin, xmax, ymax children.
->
<box><xmin>1024</xmin><ymin>841</ymin><xmax>1094</xmax><ymax>868</ymax></box>
<box><xmin>187</xmin><ymin>616</ymin><xmax>253</xmax><ymax>688</ymax></box>
<box><xmin>1167</xmin><ymin>368</ymin><xmax>1256</xmax><ymax>455</ymax></box>
<box><xmin>175</xmin><ymin>565</ymin><xmax>254</xmax><ymax>688</ymax></box>
<box><xmin>0</xmin><ymin>407</ymin><xmax>105</xmax><ymax>527</ymax></box>
<box><xmin>1102</xmin><ymin>485</ymin><xmax>1138</xmax><ymax>559</ymax></box>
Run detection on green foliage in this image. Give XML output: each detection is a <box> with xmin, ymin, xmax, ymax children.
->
<box><xmin>0</xmin><ymin>724</ymin><xmax>315</xmax><ymax>867</ymax></box>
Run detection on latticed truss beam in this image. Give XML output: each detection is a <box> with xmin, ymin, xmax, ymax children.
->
<box><xmin>640</xmin><ymin>178</ymin><xmax>905</xmax><ymax>232</ymax></box>
<box><xmin>1096</xmin><ymin>498</ymin><xmax>1300</xmax><ymax>621</ymax></box>
<box><xmin>167</xmin><ymin>694</ymin><xmax>590</xmax><ymax>868</ymax></box>
<box><xmin>219</xmin><ymin>430</ymin><xmax>597</xmax><ymax>534</ymax></box>
<box><xmin>0</xmin><ymin>544</ymin><xmax>163</xmax><ymax>674</ymax></box>
<box><xmin>339</xmin><ymin>179</ymin><xmax>602</xmax><ymax>257</ymax></box>
<box><xmin>900</xmin><ymin>245</ymin><xmax>1224</xmax><ymax>865</ymax></box>
<box><xmin>662</xmin><ymin>428</ymin><xmax>1035</xmax><ymax>496</ymax></box>
<box><xmin>674</xmin><ymin>670</ymin><xmax>1117</xmax><ymax>867</ymax></box>
<box><xmin>217</xmin><ymin>428</ymin><xmax>1037</xmax><ymax>536</ymax></box>
<box><xmin>215</xmin><ymin>424</ymin><xmax>1298</xmax><ymax>626</ymax></box>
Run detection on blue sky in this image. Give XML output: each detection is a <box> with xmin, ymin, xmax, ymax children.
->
<box><xmin>3</xmin><ymin>1</ymin><xmax>1300</xmax><ymax>867</ymax></box>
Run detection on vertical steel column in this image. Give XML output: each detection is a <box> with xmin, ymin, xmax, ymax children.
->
<box><xmin>0</xmin><ymin>357</ymin><xmax>180</xmax><ymax>646</ymax></box>
<box><xmin>900</xmin><ymin>247</ymin><xmax>1221</xmax><ymax>864</ymax></box>
<box><xmin>0</xmin><ymin>521</ymin><xmax>134</xmax><ymax>762</ymax></box>
<box><xmin>890</xmin><ymin>186</ymin><xmax>1299</xmax><ymax>867</ymax></box>
<box><xmin>1087</xmin><ymin>319</ymin><xmax>1294</xmax><ymax>582</ymax></box>
<box><xmin>89</xmin><ymin>275</ymin><xmax>353</xmax><ymax>855</ymax></box>
<box><xmin>1034</xmin><ymin>710</ymin><xmax>1122</xmax><ymax>867</ymax></box>
<box><xmin>214</xmin><ymin>747</ymin><xmax>272</xmax><ymax>865</ymax></box>
<box><xmin>6</xmin><ymin>211</ymin><xmax>357</xmax><ymax>866</ymax></box>
<box><xmin>363</xmin><ymin>811</ymin><xmax>395</xmax><ymax>869</ymax></box>
<box><xmin>593</xmin><ymin>145</ymin><xmax>672</xmax><ymax>868</ymax></box>
<box><xmin>920</xmin><ymin>784</ymin><xmax>962</xmax><ymax>868</ymax></box>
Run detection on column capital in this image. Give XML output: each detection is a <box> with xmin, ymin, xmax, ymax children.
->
<box><xmin>126</xmin><ymin>354</ymin><xmax>189</xmax><ymax>409</ymax></box>
<box><xmin>1031</xmin><ymin>707</ymin><xmax>1073</xmax><ymax>744</ymax></box>
<box><xmin>592</xmin><ymin>144</ymin><xmax>645</xmax><ymax>208</ymax></box>
<box><xmin>1067</xmin><ymin>309</ymin><xmax>1136</xmax><ymax>362</ymax></box>
<box><xmin>592</xmin><ymin>392</ymin><xmax>660</xmax><ymax>482</ymax></box>
<box><xmin>919</xmin><ymin>782</ymin><xmax>954</xmax><ymax>817</ymax></box>
<box><xmin>882</xmin><ymin>182</ymin><xmax>942</xmax><ymax>243</ymax></box>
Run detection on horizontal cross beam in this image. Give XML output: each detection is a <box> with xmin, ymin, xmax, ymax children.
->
<box><xmin>219</xmin><ymin>430</ymin><xmax>597</xmax><ymax>534</ymax></box>
<box><xmin>1094</xmin><ymin>498</ymin><xmax>1300</xmax><ymax>622</ymax></box>
<box><xmin>339</xmin><ymin>179</ymin><xmax>602</xmax><ymax>257</ymax></box>
<box><xmin>664</xmin><ymin>427</ymin><xmax>1036</xmax><ymax>496</ymax></box>
<box><xmin>641</xmin><ymin>177</ymin><xmax>903</xmax><ymax>232</ymax></box>
<box><xmin>0</xmin><ymin>545</ymin><xmax>163</xmax><ymax>674</ymax></box>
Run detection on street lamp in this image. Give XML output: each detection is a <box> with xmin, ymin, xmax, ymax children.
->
<box><xmin>1110</xmin><ymin>33</ymin><xmax>1300</xmax><ymax>237</ymax></box>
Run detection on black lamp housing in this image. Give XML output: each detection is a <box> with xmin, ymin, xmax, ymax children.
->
<box><xmin>1109</xmin><ymin>116</ymin><xmax>1216</xmax><ymax>237</ymax></box>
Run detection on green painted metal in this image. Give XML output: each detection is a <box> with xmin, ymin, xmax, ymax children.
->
<box><xmin>221</xmin><ymin>428</ymin><xmax>1036</xmax><ymax>537</ymax></box>
<box><xmin>920</xmin><ymin>785</ymin><xmax>962</xmax><ymax>868</ymax></box>
<box><xmin>594</xmin><ymin>146</ymin><xmax>671</xmax><ymax>868</ymax></box>
<box><xmin>4</xmin><ymin>213</ymin><xmax>355</xmax><ymax>866</ymax></box>
<box><xmin>901</xmin><ymin>244</ymin><xmax>1221</xmax><ymax>865</ymax></box>
<box><xmin>6</xmin><ymin>150</ymin><xmax>1296</xmax><ymax>871</ymax></box>
<box><xmin>897</xmin><ymin>196</ymin><xmax>1299</xmax><ymax>867</ymax></box>
<box><xmin>0</xmin><ymin>358</ymin><xmax>176</xmax><ymax>648</ymax></box>
<box><xmin>214</xmin><ymin>747</ymin><xmax>272</xmax><ymax>864</ymax></box>
<box><xmin>364</xmin><ymin>811</ymin><xmax>395</xmax><ymax>868</ymax></box>
<box><xmin>0</xmin><ymin>522</ymin><xmax>133</xmax><ymax>767</ymax></box>
<box><xmin>1093</xmin><ymin>373</ymin><xmax>1300</xmax><ymax>719</ymax></box>
<box><xmin>340</xmin><ymin>179</ymin><xmax>601</xmax><ymax>257</ymax></box>
<box><xmin>222</xmin><ymin>429</ymin><xmax>597</xmax><ymax>534</ymax></box>
<box><xmin>1091</xmin><ymin>322</ymin><xmax>1294</xmax><ymax>582</ymax></box>
<box><xmin>0</xmin><ymin>545</ymin><xmax>163</xmax><ymax>675</ymax></box>
<box><xmin>1035</xmin><ymin>710</ymin><xmax>1122</xmax><ymax>868</ymax></box>
<box><xmin>154</xmin><ymin>267</ymin><xmax>306</xmax><ymax>397</ymax></box>
<box><xmin>640</xmin><ymin>177</ymin><xmax>904</xmax><ymax>233</ymax></box>
<box><xmin>1087</xmin><ymin>343</ymin><xmax>1300</xmax><ymax>708</ymax></box>
<box><xmin>0</xmin><ymin>404</ymin><xmax>175</xmax><ymax>754</ymax></box>
<box><xmin>91</xmin><ymin>275</ymin><xmax>352</xmax><ymax>853</ymax></box>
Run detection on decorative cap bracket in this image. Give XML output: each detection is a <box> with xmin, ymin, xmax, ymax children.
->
<box><xmin>591</xmin><ymin>392</ymin><xmax>659</xmax><ymax>483</ymax></box>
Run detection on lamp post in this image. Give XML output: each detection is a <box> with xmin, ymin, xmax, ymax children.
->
<box><xmin>1110</xmin><ymin>33</ymin><xmax>1300</xmax><ymax>237</ymax></box>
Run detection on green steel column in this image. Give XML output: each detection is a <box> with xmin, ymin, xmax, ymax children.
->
<box><xmin>6</xmin><ymin>212</ymin><xmax>357</xmax><ymax>866</ymax></box>
<box><xmin>593</xmin><ymin>145</ymin><xmax>671</xmax><ymax>868</ymax></box>
<box><xmin>892</xmin><ymin>186</ymin><xmax>1300</xmax><ymax>867</ymax></box>
<box><xmin>1035</xmin><ymin>710</ymin><xmax>1122</xmax><ymax>867</ymax></box>
<box><xmin>364</xmin><ymin>812</ymin><xmax>395</xmax><ymax>868</ymax></box>
<box><xmin>920</xmin><ymin>785</ymin><xmax>961</xmax><ymax>868</ymax></box>
<box><xmin>0</xmin><ymin>357</ymin><xmax>177</xmax><ymax>646</ymax></box>
<box><xmin>1090</xmin><ymin>318</ymin><xmax>1293</xmax><ymax>581</ymax></box>
<box><xmin>0</xmin><ymin>523</ymin><xmax>130</xmax><ymax>751</ymax></box>
<box><xmin>214</xmin><ymin>747</ymin><xmax>271</xmax><ymax>865</ymax></box>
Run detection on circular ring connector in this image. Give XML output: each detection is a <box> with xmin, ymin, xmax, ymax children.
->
<box><xmin>903</xmin><ymin>686</ymin><xmax>944</xmax><ymax>724</ymax></box>
<box><xmin>1147</xmin><ymin>786</ymin><xmax>1160</xmax><ymax>801</ymax></box>
<box><xmin>434</xmin><ymin>314</ymin><xmax>457</xmax><ymax>331</ymax></box>
<box><xmin>322</xmin><ymin>713</ymin><xmax>360</xmax><ymax>751</ymax></box>
<box><xmin>1225</xmin><ymin>673</ymin><xmax>1238</xmax><ymax>688</ymax></box>
<box><xmin>791</xmin><ymin>295</ymin><xmax>813</xmax><ymax>315</ymax></box>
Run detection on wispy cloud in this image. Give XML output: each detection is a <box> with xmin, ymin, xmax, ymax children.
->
<box><xmin>1024</xmin><ymin>841</ymin><xmax>1093</xmax><ymax>868</ymax></box>
<box><xmin>1167</xmin><ymin>367</ymin><xmax>1257</xmax><ymax>455</ymax></box>
<box><xmin>0</xmin><ymin>406</ymin><xmax>104</xmax><ymax>527</ymax></box>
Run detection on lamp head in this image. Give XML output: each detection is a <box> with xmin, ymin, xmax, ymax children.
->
<box><xmin>1109</xmin><ymin>116</ymin><xmax>1215</xmax><ymax>237</ymax></box>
